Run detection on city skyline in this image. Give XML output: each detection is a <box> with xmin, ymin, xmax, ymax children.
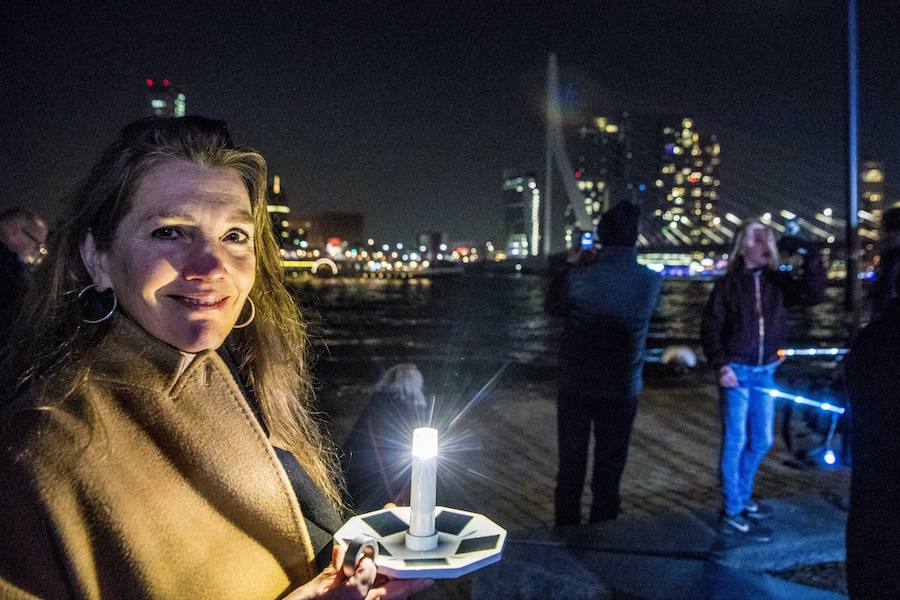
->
<box><xmin>3</xmin><ymin>2</ymin><xmax>899</xmax><ymax>247</ymax></box>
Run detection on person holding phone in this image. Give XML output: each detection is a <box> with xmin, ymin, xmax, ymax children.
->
<box><xmin>546</xmin><ymin>201</ymin><xmax>661</xmax><ymax>526</ymax></box>
<box><xmin>701</xmin><ymin>219</ymin><xmax>825</xmax><ymax>542</ymax></box>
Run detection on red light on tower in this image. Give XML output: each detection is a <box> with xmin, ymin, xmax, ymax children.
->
<box><xmin>146</xmin><ymin>78</ymin><xmax>153</xmax><ymax>87</ymax></box>
<box><xmin>163</xmin><ymin>79</ymin><xmax>170</xmax><ymax>87</ymax></box>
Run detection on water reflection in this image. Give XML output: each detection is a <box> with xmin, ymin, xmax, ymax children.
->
<box><xmin>291</xmin><ymin>275</ymin><xmax>854</xmax><ymax>380</ymax></box>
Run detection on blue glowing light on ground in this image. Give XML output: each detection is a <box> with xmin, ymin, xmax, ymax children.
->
<box><xmin>752</xmin><ymin>386</ymin><xmax>845</xmax><ymax>415</ymax></box>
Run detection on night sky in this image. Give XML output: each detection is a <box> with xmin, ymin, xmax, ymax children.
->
<box><xmin>3</xmin><ymin>1</ymin><xmax>899</xmax><ymax>248</ymax></box>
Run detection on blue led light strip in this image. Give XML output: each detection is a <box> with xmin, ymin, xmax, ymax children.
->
<box><xmin>750</xmin><ymin>387</ymin><xmax>845</xmax><ymax>415</ymax></box>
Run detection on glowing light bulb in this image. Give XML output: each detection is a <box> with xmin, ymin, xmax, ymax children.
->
<box><xmin>406</xmin><ymin>427</ymin><xmax>439</xmax><ymax>551</ymax></box>
<box><xmin>412</xmin><ymin>427</ymin><xmax>438</xmax><ymax>458</ymax></box>
<box><xmin>824</xmin><ymin>449</ymin><xmax>836</xmax><ymax>465</ymax></box>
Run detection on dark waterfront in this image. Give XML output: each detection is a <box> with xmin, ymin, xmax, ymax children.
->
<box><xmin>295</xmin><ymin>273</ymin><xmax>853</xmax><ymax>599</ymax></box>
<box><xmin>292</xmin><ymin>273</ymin><xmax>853</xmax><ymax>388</ymax></box>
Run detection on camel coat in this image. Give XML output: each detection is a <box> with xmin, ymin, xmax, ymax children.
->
<box><xmin>0</xmin><ymin>315</ymin><xmax>319</xmax><ymax>599</ymax></box>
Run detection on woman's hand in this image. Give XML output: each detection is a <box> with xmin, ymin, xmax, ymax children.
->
<box><xmin>718</xmin><ymin>365</ymin><xmax>739</xmax><ymax>388</ymax></box>
<box><xmin>285</xmin><ymin>544</ymin><xmax>433</xmax><ymax>600</ymax></box>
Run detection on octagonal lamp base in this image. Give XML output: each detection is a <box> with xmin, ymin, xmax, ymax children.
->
<box><xmin>333</xmin><ymin>506</ymin><xmax>506</xmax><ymax>579</ymax></box>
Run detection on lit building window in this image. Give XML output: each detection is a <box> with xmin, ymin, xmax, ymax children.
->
<box><xmin>862</xmin><ymin>169</ymin><xmax>884</xmax><ymax>183</ymax></box>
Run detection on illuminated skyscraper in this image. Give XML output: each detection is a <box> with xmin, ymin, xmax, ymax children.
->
<box><xmin>623</xmin><ymin>115</ymin><xmax>721</xmax><ymax>246</ymax></box>
<box><xmin>502</xmin><ymin>170</ymin><xmax>541</xmax><ymax>257</ymax></box>
<box><xmin>563</xmin><ymin>114</ymin><xmax>721</xmax><ymax>247</ymax></box>
<box><xmin>654</xmin><ymin>117</ymin><xmax>721</xmax><ymax>245</ymax></box>
<box><xmin>859</xmin><ymin>158</ymin><xmax>885</xmax><ymax>258</ymax></box>
<box><xmin>564</xmin><ymin>115</ymin><xmax>628</xmax><ymax>246</ymax></box>
<box><xmin>145</xmin><ymin>78</ymin><xmax>186</xmax><ymax>117</ymax></box>
<box><xmin>267</xmin><ymin>175</ymin><xmax>294</xmax><ymax>251</ymax></box>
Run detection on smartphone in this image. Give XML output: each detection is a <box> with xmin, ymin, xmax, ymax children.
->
<box><xmin>579</xmin><ymin>231</ymin><xmax>594</xmax><ymax>250</ymax></box>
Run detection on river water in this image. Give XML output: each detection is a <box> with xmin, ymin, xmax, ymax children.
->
<box><xmin>291</xmin><ymin>274</ymin><xmax>853</xmax><ymax>388</ymax></box>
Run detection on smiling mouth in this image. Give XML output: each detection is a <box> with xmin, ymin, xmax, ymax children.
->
<box><xmin>169</xmin><ymin>295</ymin><xmax>229</xmax><ymax>310</ymax></box>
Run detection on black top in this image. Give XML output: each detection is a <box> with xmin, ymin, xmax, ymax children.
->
<box><xmin>700</xmin><ymin>255</ymin><xmax>827</xmax><ymax>369</ymax></box>
<box><xmin>218</xmin><ymin>346</ymin><xmax>341</xmax><ymax>570</ymax></box>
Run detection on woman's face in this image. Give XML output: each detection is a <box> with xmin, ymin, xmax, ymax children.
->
<box><xmin>740</xmin><ymin>223</ymin><xmax>772</xmax><ymax>270</ymax></box>
<box><xmin>89</xmin><ymin>159</ymin><xmax>257</xmax><ymax>353</ymax></box>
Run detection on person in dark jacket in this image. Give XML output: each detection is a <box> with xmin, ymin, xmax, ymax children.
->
<box><xmin>343</xmin><ymin>364</ymin><xmax>428</xmax><ymax>513</ymax></box>
<box><xmin>869</xmin><ymin>202</ymin><xmax>900</xmax><ymax>318</ymax></box>
<box><xmin>701</xmin><ymin>219</ymin><xmax>826</xmax><ymax>541</ymax></box>
<box><xmin>0</xmin><ymin>207</ymin><xmax>47</xmax><ymax>328</ymax></box>
<box><xmin>845</xmin><ymin>216</ymin><xmax>900</xmax><ymax>599</ymax></box>
<box><xmin>546</xmin><ymin>201</ymin><xmax>661</xmax><ymax>526</ymax></box>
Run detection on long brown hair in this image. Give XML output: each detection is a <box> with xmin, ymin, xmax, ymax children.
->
<box><xmin>1</xmin><ymin>117</ymin><xmax>344</xmax><ymax>508</ymax></box>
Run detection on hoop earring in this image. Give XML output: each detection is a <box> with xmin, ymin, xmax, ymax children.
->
<box><xmin>232</xmin><ymin>297</ymin><xmax>255</xmax><ymax>329</ymax></box>
<box><xmin>78</xmin><ymin>284</ymin><xmax>118</xmax><ymax>324</ymax></box>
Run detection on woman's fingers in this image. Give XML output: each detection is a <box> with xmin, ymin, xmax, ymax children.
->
<box><xmin>364</xmin><ymin>578</ymin><xmax>434</xmax><ymax>600</ymax></box>
<box><xmin>343</xmin><ymin>557</ymin><xmax>377</xmax><ymax>596</ymax></box>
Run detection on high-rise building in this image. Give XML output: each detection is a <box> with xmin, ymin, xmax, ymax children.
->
<box><xmin>502</xmin><ymin>170</ymin><xmax>541</xmax><ymax>257</ymax></box>
<box><xmin>612</xmin><ymin>115</ymin><xmax>721</xmax><ymax>246</ymax></box>
<box><xmin>860</xmin><ymin>158</ymin><xmax>885</xmax><ymax>259</ymax></box>
<box><xmin>145</xmin><ymin>78</ymin><xmax>186</xmax><ymax>118</ymax></box>
<box><xmin>266</xmin><ymin>175</ymin><xmax>296</xmax><ymax>251</ymax></box>
<box><xmin>563</xmin><ymin>116</ymin><xmax>628</xmax><ymax>246</ymax></box>
<box><xmin>652</xmin><ymin>117</ymin><xmax>721</xmax><ymax>245</ymax></box>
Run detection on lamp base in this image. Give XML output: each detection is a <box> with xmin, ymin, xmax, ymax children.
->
<box><xmin>334</xmin><ymin>506</ymin><xmax>506</xmax><ymax>579</ymax></box>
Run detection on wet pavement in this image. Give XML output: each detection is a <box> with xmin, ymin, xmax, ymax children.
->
<box><xmin>325</xmin><ymin>370</ymin><xmax>850</xmax><ymax>599</ymax></box>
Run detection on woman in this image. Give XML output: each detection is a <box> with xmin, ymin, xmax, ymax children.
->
<box><xmin>0</xmin><ymin>117</ymin><xmax>430</xmax><ymax>599</ymax></box>
<box><xmin>344</xmin><ymin>364</ymin><xmax>428</xmax><ymax>513</ymax></box>
<box><xmin>700</xmin><ymin>219</ymin><xmax>825</xmax><ymax>541</ymax></box>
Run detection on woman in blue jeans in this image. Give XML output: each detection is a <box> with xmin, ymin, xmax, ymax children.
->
<box><xmin>701</xmin><ymin>220</ymin><xmax>826</xmax><ymax>540</ymax></box>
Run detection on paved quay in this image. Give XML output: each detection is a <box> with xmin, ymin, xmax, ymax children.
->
<box><xmin>323</xmin><ymin>369</ymin><xmax>851</xmax><ymax>599</ymax></box>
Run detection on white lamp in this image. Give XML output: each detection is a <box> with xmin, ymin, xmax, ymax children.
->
<box><xmin>405</xmin><ymin>427</ymin><xmax>439</xmax><ymax>551</ymax></box>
